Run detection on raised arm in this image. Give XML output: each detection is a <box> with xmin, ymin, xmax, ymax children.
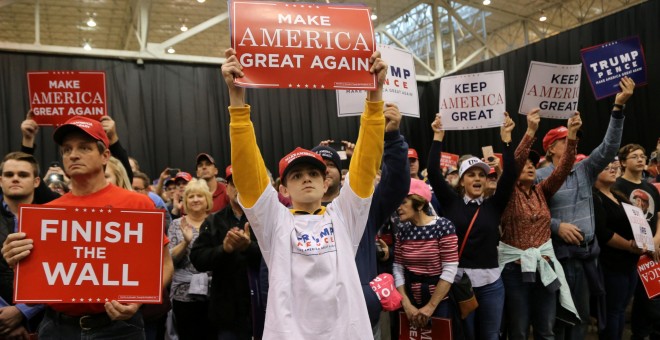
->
<box><xmin>540</xmin><ymin>112</ymin><xmax>581</xmax><ymax>197</ymax></box>
<box><xmin>426</xmin><ymin>114</ymin><xmax>460</xmax><ymax>206</ymax></box>
<box><xmin>490</xmin><ymin>113</ymin><xmax>516</xmax><ymax>211</ymax></box>
<box><xmin>583</xmin><ymin>76</ymin><xmax>634</xmax><ymax>178</ymax></box>
<box><xmin>368</xmin><ymin>103</ymin><xmax>410</xmax><ymax>229</ymax></box>
<box><xmin>223</xmin><ymin>48</ymin><xmax>270</xmax><ymax>208</ymax></box>
<box><xmin>514</xmin><ymin>109</ymin><xmax>540</xmax><ymax>176</ymax></box>
<box><xmin>348</xmin><ymin>51</ymin><xmax>387</xmax><ymax>198</ymax></box>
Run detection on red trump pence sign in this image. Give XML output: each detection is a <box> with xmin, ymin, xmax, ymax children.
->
<box><xmin>230</xmin><ymin>0</ymin><xmax>376</xmax><ymax>90</ymax></box>
<box><xmin>27</xmin><ymin>71</ymin><xmax>108</xmax><ymax>126</ymax></box>
<box><xmin>14</xmin><ymin>205</ymin><xmax>164</xmax><ymax>304</ymax></box>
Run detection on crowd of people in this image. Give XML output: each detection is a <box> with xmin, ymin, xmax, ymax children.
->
<box><xmin>0</xmin><ymin>48</ymin><xmax>658</xmax><ymax>340</ymax></box>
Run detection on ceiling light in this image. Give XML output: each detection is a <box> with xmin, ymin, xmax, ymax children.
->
<box><xmin>83</xmin><ymin>42</ymin><xmax>92</xmax><ymax>51</ymax></box>
<box><xmin>167</xmin><ymin>47</ymin><xmax>175</xmax><ymax>54</ymax></box>
<box><xmin>180</xmin><ymin>24</ymin><xmax>188</xmax><ymax>32</ymax></box>
<box><xmin>482</xmin><ymin>0</ymin><xmax>491</xmax><ymax>5</ymax></box>
<box><xmin>197</xmin><ymin>0</ymin><xmax>205</xmax><ymax>2</ymax></box>
<box><xmin>539</xmin><ymin>11</ymin><xmax>547</xmax><ymax>22</ymax></box>
<box><xmin>371</xmin><ymin>13</ymin><xmax>377</xmax><ymax>20</ymax></box>
<box><xmin>86</xmin><ymin>17</ymin><xmax>96</xmax><ymax>27</ymax></box>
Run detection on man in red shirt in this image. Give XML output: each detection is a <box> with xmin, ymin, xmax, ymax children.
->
<box><xmin>2</xmin><ymin>116</ymin><xmax>173</xmax><ymax>339</ymax></box>
<box><xmin>196</xmin><ymin>153</ymin><xmax>229</xmax><ymax>213</ymax></box>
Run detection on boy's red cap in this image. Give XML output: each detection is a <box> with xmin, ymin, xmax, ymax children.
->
<box><xmin>53</xmin><ymin>116</ymin><xmax>109</xmax><ymax>148</ymax></box>
<box><xmin>279</xmin><ymin>147</ymin><xmax>326</xmax><ymax>180</ymax></box>
<box><xmin>174</xmin><ymin>172</ymin><xmax>193</xmax><ymax>182</ymax></box>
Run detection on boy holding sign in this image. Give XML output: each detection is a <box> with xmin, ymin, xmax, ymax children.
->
<box><xmin>222</xmin><ymin>47</ymin><xmax>386</xmax><ymax>339</ymax></box>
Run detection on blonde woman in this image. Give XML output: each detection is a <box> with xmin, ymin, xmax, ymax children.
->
<box><xmin>104</xmin><ymin>156</ymin><xmax>132</xmax><ymax>190</ymax></box>
<box><xmin>168</xmin><ymin>179</ymin><xmax>214</xmax><ymax>339</ymax></box>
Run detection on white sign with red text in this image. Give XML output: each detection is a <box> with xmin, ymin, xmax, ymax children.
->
<box><xmin>519</xmin><ymin>61</ymin><xmax>581</xmax><ymax>119</ymax></box>
<box><xmin>336</xmin><ymin>44</ymin><xmax>419</xmax><ymax>117</ymax></box>
<box><xmin>439</xmin><ymin>71</ymin><xmax>506</xmax><ymax>130</ymax></box>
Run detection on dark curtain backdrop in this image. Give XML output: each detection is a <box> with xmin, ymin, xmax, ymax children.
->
<box><xmin>0</xmin><ymin>0</ymin><xmax>658</xmax><ymax>178</ymax></box>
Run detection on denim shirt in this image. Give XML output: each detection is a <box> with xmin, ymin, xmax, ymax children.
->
<box><xmin>535</xmin><ymin>112</ymin><xmax>624</xmax><ymax>258</ymax></box>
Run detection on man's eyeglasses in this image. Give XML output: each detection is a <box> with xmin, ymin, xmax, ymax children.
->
<box><xmin>602</xmin><ymin>166</ymin><xmax>618</xmax><ymax>172</ymax></box>
<box><xmin>626</xmin><ymin>154</ymin><xmax>647</xmax><ymax>161</ymax></box>
<box><xmin>133</xmin><ymin>187</ymin><xmax>147</xmax><ymax>192</ymax></box>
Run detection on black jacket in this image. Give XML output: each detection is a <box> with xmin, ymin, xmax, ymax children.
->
<box><xmin>189</xmin><ymin>205</ymin><xmax>262</xmax><ymax>332</ymax></box>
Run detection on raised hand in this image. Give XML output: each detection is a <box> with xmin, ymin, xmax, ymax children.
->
<box><xmin>100</xmin><ymin>116</ymin><xmax>119</xmax><ymax>145</ymax></box>
<box><xmin>431</xmin><ymin>114</ymin><xmax>444</xmax><ymax>141</ymax></box>
<box><xmin>526</xmin><ymin>108</ymin><xmax>540</xmax><ymax>136</ymax></box>
<box><xmin>20</xmin><ymin>110</ymin><xmax>39</xmax><ymax>148</ymax></box>
<box><xmin>500</xmin><ymin>112</ymin><xmax>515</xmax><ymax>144</ymax></box>
<box><xmin>567</xmin><ymin>111</ymin><xmax>582</xmax><ymax>139</ymax></box>
<box><xmin>222</xmin><ymin>48</ymin><xmax>246</xmax><ymax>106</ymax></box>
<box><xmin>367</xmin><ymin>51</ymin><xmax>387</xmax><ymax>102</ymax></box>
<box><xmin>384</xmin><ymin>103</ymin><xmax>402</xmax><ymax>133</ymax></box>
<box><xmin>614</xmin><ymin>76</ymin><xmax>635</xmax><ymax>106</ymax></box>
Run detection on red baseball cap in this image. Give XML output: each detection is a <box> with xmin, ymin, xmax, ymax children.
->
<box><xmin>542</xmin><ymin>126</ymin><xmax>568</xmax><ymax>152</ymax></box>
<box><xmin>174</xmin><ymin>172</ymin><xmax>193</xmax><ymax>183</ymax></box>
<box><xmin>279</xmin><ymin>147</ymin><xmax>326</xmax><ymax>182</ymax></box>
<box><xmin>408</xmin><ymin>148</ymin><xmax>418</xmax><ymax>160</ymax></box>
<box><xmin>53</xmin><ymin>116</ymin><xmax>109</xmax><ymax>148</ymax></box>
<box><xmin>196</xmin><ymin>153</ymin><xmax>215</xmax><ymax>165</ymax></box>
<box><xmin>225</xmin><ymin>165</ymin><xmax>233</xmax><ymax>180</ymax></box>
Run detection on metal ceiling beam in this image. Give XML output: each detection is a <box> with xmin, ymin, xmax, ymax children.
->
<box><xmin>431</xmin><ymin>0</ymin><xmax>445</xmax><ymax>75</ymax></box>
<box><xmin>439</xmin><ymin>1</ymin><xmax>498</xmax><ymax>56</ymax></box>
<box><xmin>138</xmin><ymin>0</ymin><xmax>151</xmax><ymax>51</ymax></box>
<box><xmin>379</xmin><ymin>30</ymin><xmax>436</xmax><ymax>76</ymax></box>
<box><xmin>0</xmin><ymin>41</ymin><xmax>226</xmax><ymax>65</ymax></box>
<box><xmin>374</xmin><ymin>0</ymin><xmax>425</xmax><ymax>32</ymax></box>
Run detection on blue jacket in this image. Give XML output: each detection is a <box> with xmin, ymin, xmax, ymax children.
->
<box><xmin>535</xmin><ymin>111</ymin><xmax>624</xmax><ymax>259</ymax></box>
<box><xmin>355</xmin><ymin>130</ymin><xmax>410</xmax><ymax>327</ymax></box>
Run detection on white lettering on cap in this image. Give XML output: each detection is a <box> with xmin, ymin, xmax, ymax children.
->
<box><xmin>71</xmin><ymin>121</ymin><xmax>93</xmax><ymax>129</ymax></box>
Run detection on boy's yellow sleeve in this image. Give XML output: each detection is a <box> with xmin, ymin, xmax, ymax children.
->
<box><xmin>348</xmin><ymin>100</ymin><xmax>385</xmax><ymax>198</ymax></box>
<box><xmin>229</xmin><ymin>105</ymin><xmax>271</xmax><ymax>208</ymax></box>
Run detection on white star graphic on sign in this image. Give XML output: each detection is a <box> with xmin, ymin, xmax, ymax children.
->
<box><xmin>289</xmin><ymin>84</ymin><xmax>292</xmax><ymax>87</ymax></box>
<box><xmin>75</xmin><ymin>208</ymin><xmax>79</xmax><ymax>212</ymax></box>
<box><xmin>305</xmin><ymin>84</ymin><xmax>309</xmax><ymax>88</ymax></box>
<box><xmin>88</xmin><ymin>298</ymin><xmax>92</xmax><ymax>302</ymax></box>
<box><xmin>296</xmin><ymin>84</ymin><xmax>301</xmax><ymax>88</ymax></box>
<box><xmin>71</xmin><ymin>298</ymin><xmax>76</xmax><ymax>302</ymax></box>
<box><xmin>105</xmin><ymin>298</ymin><xmax>109</xmax><ymax>302</ymax></box>
<box><xmin>80</xmin><ymin>298</ymin><xmax>84</xmax><ymax>302</ymax></box>
<box><xmin>313</xmin><ymin>85</ymin><xmax>317</xmax><ymax>88</ymax></box>
<box><xmin>100</xmin><ymin>209</ymin><xmax>104</xmax><ymax>213</ymax></box>
<box><xmin>96</xmin><ymin>298</ymin><xmax>101</xmax><ymax>302</ymax></box>
<box><xmin>91</xmin><ymin>209</ymin><xmax>95</xmax><ymax>212</ymax></box>
<box><xmin>108</xmin><ymin>210</ymin><xmax>112</xmax><ymax>213</ymax></box>
<box><xmin>321</xmin><ymin>85</ymin><xmax>325</xmax><ymax>89</ymax></box>
<box><xmin>83</xmin><ymin>208</ymin><xmax>87</xmax><ymax>212</ymax></box>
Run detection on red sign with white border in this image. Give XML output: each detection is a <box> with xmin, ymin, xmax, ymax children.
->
<box><xmin>14</xmin><ymin>205</ymin><xmax>164</xmax><ymax>304</ymax></box>
<box><xmin>440</xmin><ymin>152</ymin><xmax>459</xmax><ymax>169</ymax></box>
<box><xmin>637</xmin><ymin>255</ymin><xmax>660</xmax><ymax>299</ymax></box>
<box><xmin>230</xmin><ymin>0</ymin><xmax>376</xmax><ymax>90</ymax></box>
<box><xmin>27</xmin><ymin>71</ymin><xmax>107</xmax><ymax>126</ymax></box>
